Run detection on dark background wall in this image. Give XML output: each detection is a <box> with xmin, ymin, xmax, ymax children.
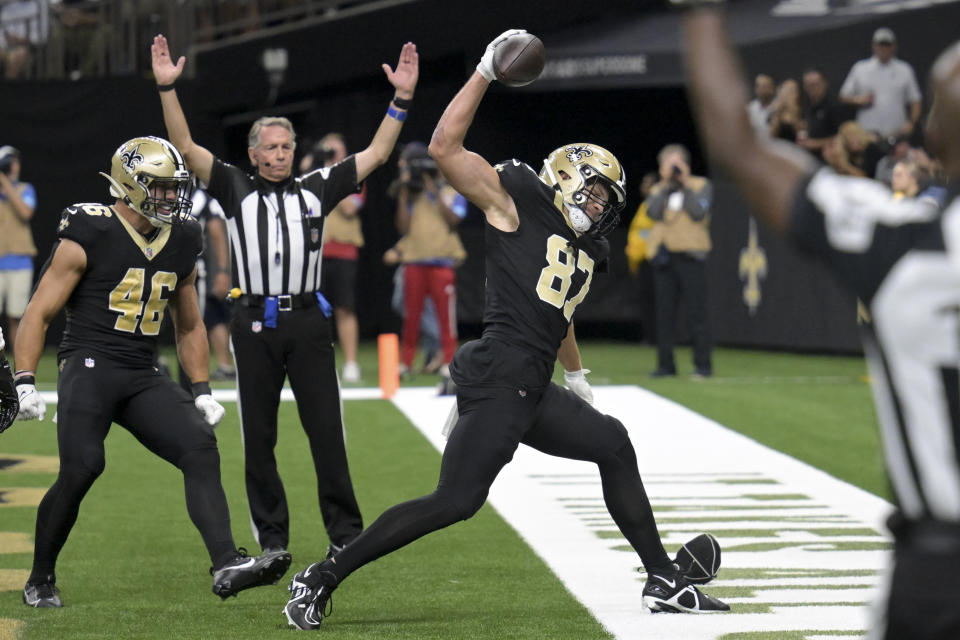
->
<box><xmin>3</xmin><ymin>1</ymin><xmax>955</xmax><ymax>352</ymax></box>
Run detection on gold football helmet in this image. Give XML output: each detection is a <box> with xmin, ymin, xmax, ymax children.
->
<box><xmin>539</xmin><ymin>143</ymin><xmax>626</xmax><ymax>236</ymax></box>
<box><xmin>100</xmin><ymin>136</ymin><xmax>192</xmax><ymax>226</ymax></box>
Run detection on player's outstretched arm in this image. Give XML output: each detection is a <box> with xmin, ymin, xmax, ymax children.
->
<box><xmin>355</xmin><ymin>42</ymin><xmax>419</xmax><ymax>182</ymax></box>
<box><xmin>429</xmin><ymin>73</ymin><xmax>514</xmax><ymax>232</ymax></box>
<box><xmin>152</xmin><ymin>34</ymin><xmax>214</xmax><ymax>185</ymax></box>
<box><xmin>679</xmin><ymin>5</ymin><xmax>813</xmax><ymax>235</ymax></box>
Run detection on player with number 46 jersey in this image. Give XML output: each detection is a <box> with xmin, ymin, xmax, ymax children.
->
<box><xmin>13</xmin><ymin>136</ymin><xmax>290</xmax><ymax>609</ymax></box>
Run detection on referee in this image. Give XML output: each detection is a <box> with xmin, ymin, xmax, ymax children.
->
<box><xmin>152</xmin><ymin>35</ymin><xmax>420</xmax><ymax>566</ymax></box>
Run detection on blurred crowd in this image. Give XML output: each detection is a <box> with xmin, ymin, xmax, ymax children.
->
<box><xmin>0</xmin><ymin>0</ymin><xmax>373</xmax><ymax>80</ymax></box>
<box><xmin>746</xmin><ymin>27</ymin><xmax>944</xmax><ymax>204</ymax></box>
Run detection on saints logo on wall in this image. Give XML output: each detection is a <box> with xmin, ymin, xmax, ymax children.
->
<box><xmin>739</xmin><ymin>216</ymin><xmax>767</xmax><ymax>316</ymax></box>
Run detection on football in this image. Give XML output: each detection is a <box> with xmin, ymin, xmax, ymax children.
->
<box><xmin>674</xmin><ymin>533</ymin><xmax>722</xmax><ymax>584</ymax></box>
<box><xmin>493</xmin><ymin>32</ymin><xmax>546</xmax><ymax>87</ymax></box>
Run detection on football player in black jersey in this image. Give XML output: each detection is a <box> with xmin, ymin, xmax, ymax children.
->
<box><xmin>283</xmin><ymin>29</ymin><xmax>729</xmax><ymax>630</ymax></box>
<box><xmin>677</xmin><ymin>4</ymin><xmax>960</xmax><ymax>639</ymax></box>
<box><xmin>12</xmin><ymin>136</ymin><xmax>291</xmax><ymax>607</ymax></box>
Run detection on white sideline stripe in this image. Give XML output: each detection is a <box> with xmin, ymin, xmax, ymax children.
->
<box><xmin>37</xmin><ymin>387</ymin><xmax>385</xmax><ymax>404</ymax></box>
<box><xmin>391</xmin><ymin>385</ymin><xmax>893</xmax><ymax>640</ymax></box>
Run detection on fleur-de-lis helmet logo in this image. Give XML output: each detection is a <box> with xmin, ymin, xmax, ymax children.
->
<box><xmin>121</xmin><ymin>143</ymin><xmax>144</xmax><ymax>172</ymax></box>
<box><xmin>564</xmin><ymin>145</ymin><xmax>594</xmax><ymax>163</ymax></box>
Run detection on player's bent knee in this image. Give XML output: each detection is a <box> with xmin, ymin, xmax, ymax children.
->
<box><xmin>60</xmin><ymin>448</ymin><xmax>105</xmax><ymax>488</ymax></box>
<box><xmin>176</xmin><ymin>446</ymin><xmax>221</xmax><ymax>476</ymax></box>
<box><xmin>432</xmin><ymin>484</ymin><xmax>488</xmax><ymax>523</ymax></box>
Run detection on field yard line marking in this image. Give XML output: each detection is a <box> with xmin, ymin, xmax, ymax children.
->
<box><xmin>391</xmin><ymin>385</ymin><xmax>893</xmax><ymax>640</ymax></box>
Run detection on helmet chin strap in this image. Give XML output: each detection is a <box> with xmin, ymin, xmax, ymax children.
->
<box><xmin>567</xmin><ymin>205</ymin><xmax>593</xmax><ymax>234</ymax></box>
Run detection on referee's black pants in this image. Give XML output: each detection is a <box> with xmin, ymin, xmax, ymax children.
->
<box><xmin>230</xmin><ymin>302</ymin><xmax>363</xmax><ymax>552</ymax></box>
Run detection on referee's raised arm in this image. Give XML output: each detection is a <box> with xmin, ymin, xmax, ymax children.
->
<box><xmin>152</xmin><ymin>34</ymin><xmax>214</xmax><ymax>186</ymax></box>
<box><xmin>355</xmin><ymin>42</ymin><xmax>419</xmax><ymax>183</ymax></box>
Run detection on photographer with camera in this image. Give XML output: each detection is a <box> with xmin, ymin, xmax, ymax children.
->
<box><xmin>644</xmin><ymin>143</ymin><xmax>714</xmax><ymax>378</ymax></box>
<box><xmin>387</xmin><ymin>141</ymin><xmax>467</xmax><ymax>381</ymax></box>
<box><xmin>0</xmin><ymin>145</ymin><xmax>37</xmax><ymax>350</ymax></box>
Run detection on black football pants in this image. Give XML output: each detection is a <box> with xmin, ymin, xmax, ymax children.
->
<box><xmin>331</xmin><ymin>378</ymin><xmax>673</xmax><ymax>582</ymax></box>
<box><xmin>30</xmin><ymin>355</ymin><xmax>236</xmax><ymax>583</ymax></box>
<box><xmin>230</xmin><ymin>303</ymin><xmax>362</xmax><ymax>552</ymax></box>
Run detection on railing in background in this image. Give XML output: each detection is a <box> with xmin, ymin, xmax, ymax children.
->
<box><xmin>0</xmin><ymin>0</ymin><xmax>389</xmax><ymax>81</ymax></box>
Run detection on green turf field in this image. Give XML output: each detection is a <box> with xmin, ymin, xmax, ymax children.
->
<box><xmin>0</xmin><ymin>341</ymin><xmax>882</xmax><ymax>639</ymax></box>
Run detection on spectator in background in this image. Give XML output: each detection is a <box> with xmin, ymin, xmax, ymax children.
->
<box><xmin>389</xmin><ymin>142</ymin><xmax>467</xmax><ymax>380</ymax></box>
<box><xmin>54</xmin><ymin>0</ymin><xmax>109</xmax><ymax>80</ymax></box>
<box><xmin>645</xmin><ymin>143</ymin><xmax>713</xmax><ymax>379</ymax></box>
<box><xmin>383</xmin><ymin>250</ymin><xmax>442</xmax><ymax>375</ymax></box>
<box><xmin>624</xmin><ymin>172</ymin><xmax>659</xmax><ymax>345</ymax></box>
<box><xmin>768</xmin><ymin>78</ymin><xmax>805</xmax><ymax>142</ymax></box>
<box><xmin>823</xmin><ymin>121</ymin><xmax>885</xmax><ymax>178</ymax></box>
<box><xmin>840</xmin><ymin>27</ymin><xmax>922</xmax><ymax>143</ymax></box>
<box><xmin>874</xmin><ymin>133</ymin><xmax>914</xmax><ymax>185</ymax></box>
<box><xmin>0</xmin><ymin>146</ymin><xmax>36</xmax><ymax>350</ymax></box>
<box><xmin>890</xmin><ymin>159</ymin><xmax>922</xmax><ymax>200</ymax></box>
<box><xmin>747</xmin><ymin>73</ymin><xmax>776</xmax><ymax>138</ymax></box>
<box><xmin>300</xmin><ymin>133</ymin><xmax>366</xmax><ymax>384</ymax></box>
<box><xmin>799</xmin><ymin>67</ymin><xmax>848</xmax><ymax>160</ymax></box>
<box><xmin>0</xmin><ymin>0</ymin><xmax>48</xmax><ymax>79</ymax></box>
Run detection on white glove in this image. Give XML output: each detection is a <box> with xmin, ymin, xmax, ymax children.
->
<box><xmin>16</xmin><ymin>383</ymin><xmax>46</xmax><ymax>421</ymax></box>
<box><xmin>564</xmin><ymin>369</ymin><xmax>594</xmax><ymax>405</ymax></box>
<box><xmin>476</xmin><ymin>28</ymin><xmax>527</xmax><ymax>82</ymax></box>
<box><xmin>195</xmin><ymin>394</ymin><xmax>225</xmax><ymax>427</ymax></box>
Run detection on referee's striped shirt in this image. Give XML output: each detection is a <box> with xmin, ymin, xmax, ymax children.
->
<box><xmin>206</xmin><ymin>156</ymin><xmax>358</xmax><ymax>295</ymax></box>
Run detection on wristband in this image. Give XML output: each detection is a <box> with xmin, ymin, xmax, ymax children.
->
<box><xmin>157</xmin><ymin>83</ymin><xmax>176</xmax><ymax>92</ymax></box>
<box><xmin>391</xmin><ymin>95</ymin><xmax>413</xmax><ymax>110</ymax></box>
<box><xmin>192</xmin><ymin>381</ymin><xmax>212</xmax><ymax>398</ymax></box>
<box><xmin>15</xmin><ymin>374</ymin><xmax>35</xmax><ymax>386</ymax></box>
<box><xmin>387</xmin><ymin>105</ymin><xmax>407</xmax><ymax>122</ymax></box>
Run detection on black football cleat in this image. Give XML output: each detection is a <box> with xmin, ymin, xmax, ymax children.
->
<box><xmin>642</xmin><ymin>572</ymin><xmax>729</xmax><ymax>613</ymax></box>
<box><xmin>23</xmin><ymin>579</ymin><xmax>62</xmax><ymax>608</ymax></box>
<box><xmin>211</xmin><ymin>547</ymin><xmax>292</xmax><ymax>599</ymax></box>
<box><xmin>283</xmin><ymin>562</ymin><xmax>338</xmax><ymax>630</ymax></box>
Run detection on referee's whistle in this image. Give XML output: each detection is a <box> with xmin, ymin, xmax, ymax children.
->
<box><xmin>229</xmin><ymin>288</ymin><xmax>242</xmax><ymax>300</ymax></box>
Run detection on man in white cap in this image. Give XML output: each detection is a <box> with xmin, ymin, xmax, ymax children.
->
<box><xmin>840</xmin><ymin>27</ymin><xmax>923</xmax><ymax>142</ymax></box>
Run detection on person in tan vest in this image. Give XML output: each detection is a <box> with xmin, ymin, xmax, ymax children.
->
<box><xmin>644</xmin><ymin>143</ymin><xmax>713</xmax><ymax>378</ymax></box>
<box><xmin>0</xmin><ymin>145</ymin><xmax>37</xmax><ymax>349</ymax></box>
<box><xmin>388</xmin><ymin>142</ymin><xmax>466</xmax><ymax>379</ymax></box>
<box><xmin>300</xmin><ymin>133</ymin><xmax>367</xmax><ymax>383</ymax></box>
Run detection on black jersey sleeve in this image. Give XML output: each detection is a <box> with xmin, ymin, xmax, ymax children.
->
<box><xmin>299</xmin><ymin>155</ymin><xmax>359</xmax><ymax>216</ymax></box>
<box><xmin>180</xmin><ymin>215</ymin><xmax>205</xmax><ymax>262</ymax></box>
<box><xmin>56</xmin><ymin>203</ymin><xmax>112</xmax><ymax>251</ymax></box>
<box><xmin>788</xmin><ymin>167</ymin><xmax>941</xmax><ymax>301</ymax></box>
<box><xmin>496</xmin><ymin>159</ymin><xmax>551</xmax><ymax>199</ymax></box>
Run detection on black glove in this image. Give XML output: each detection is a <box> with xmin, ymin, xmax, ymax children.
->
<box><xmin>0</xmin><ymin>355</ymin><xmax>18</xmax><ymax>434</ymax></box>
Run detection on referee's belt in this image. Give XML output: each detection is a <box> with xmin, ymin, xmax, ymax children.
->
<box><xmin>236</xmin><ymin>292</ymin><xmax>318</xmax><ymax>311</ymax></box>
<box><xmin>236</xmin><ymin>292</ymin><xmax>333</xmax><ymax>329</ymax></box>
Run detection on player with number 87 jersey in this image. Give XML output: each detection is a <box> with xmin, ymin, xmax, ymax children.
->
<box><xmin>13</xmin><ymin>136</ymin><xmax>290</xmax><ymax>609</ymax></box>
<box><xmin>283</xmin><ymin>35</ymin><xmax>727</xmax><ymax>630</ymax></box>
